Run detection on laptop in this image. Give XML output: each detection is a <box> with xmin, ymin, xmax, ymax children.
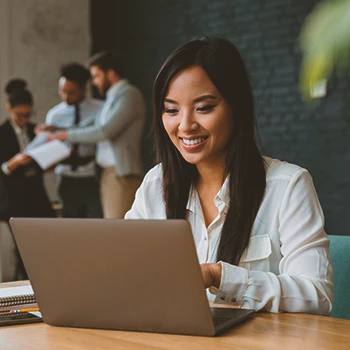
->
<box><xmin>10</xmin><ymin>218</ymin><xmax>254</xmax><ymax>336</ymax></box>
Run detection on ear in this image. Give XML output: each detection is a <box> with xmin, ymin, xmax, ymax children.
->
<box><xmin>6</xmin><ymin>103</ymin><xmax>11</xmax><ymax>113</ymax></box>
<box><xmin>106</xmin><ymin>69</ymin><xmax>114</xmax><ymax>80</ymax></box>
<box><xmin>107</xmin><ymin>69</ymin><xmax>120</xmax><ymax>82</ymax></box>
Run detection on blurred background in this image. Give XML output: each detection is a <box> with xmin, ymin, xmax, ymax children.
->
<box><xmin>0</xmin><ymin>0</ymin><xmax>349</xmax><ymax>236</ymax></box>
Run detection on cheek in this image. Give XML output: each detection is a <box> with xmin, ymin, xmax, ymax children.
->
<box><xmin>216</xmin><ymin>117</ymin><xmax>233</xmax><ymax>147</ymax></box>
<box><xmin>162</xmin><ymin>116</ymin><xmax>177</xmax><ymax>139</ymax></box>
<box><xmin>206</xmin><ymin>112</ymin><xmax>233</xmax><ymax>144</ymax></box>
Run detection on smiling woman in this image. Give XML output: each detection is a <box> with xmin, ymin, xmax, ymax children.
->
<box><xmin>125</xmin><ymin>37</ymin><xmax>334</xmax><ymax>316</ymax></box>
<box><xmin>162</xmin><ymin>66</ymin><xmax>233</xmax><ymax>170</ymax></box>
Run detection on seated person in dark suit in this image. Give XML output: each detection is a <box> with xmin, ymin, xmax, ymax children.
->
<box><xmin>0</xmin><ymin>84</ymin><xmax>54</xmax><ymax>278</ymax></box>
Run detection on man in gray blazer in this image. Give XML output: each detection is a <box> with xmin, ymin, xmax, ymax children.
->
<box><xmin>48</xmin><ymin>52</ymin><xmax>146</xmax><ymax>218</ymax></box>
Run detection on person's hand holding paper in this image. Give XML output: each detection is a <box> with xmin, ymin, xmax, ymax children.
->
<box><xmin>34</xmin><ymin>124</ymin><xmax>56</xmax><ymax>135</ymax></box>
<box><xmin>47</xmin><ymin>130</ymin><xmax>68</xmax><ymax>142</ymax></box>
<box><xmin>24</xmin><ymin>132</ymin><xmax>70</xmax><ymax>170</ymax></box>
<box><xmin>6</xmin><ymin>153</ymin><xmax>33</xmax><ymax>172</ymax></box>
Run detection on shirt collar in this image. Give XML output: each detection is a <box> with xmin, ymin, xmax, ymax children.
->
<box><xmin>62</xmin><ymin>98</ymin><xmax>89</xmax><ymax>109</ymax></box>
<box><xmin>186</xmin><ymin>187</ymin><xmax>198</xmax><ymax>213</ymax></box>
<box><xmin>9</xmin><ymin>119</ymin><xmax>27</xmax><ymax>135</ymax></box>
<box><xmin>215</xmin><ymin>175</ymin><xmax>230</xmax><ymax>207</ymax></box>
<box><xmin>106</xmin><ymin>79</ymin><xmax>128</xmax><ymax>100</ymax></box>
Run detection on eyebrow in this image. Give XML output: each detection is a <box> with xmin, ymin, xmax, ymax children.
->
<box><xmin>164</xmin><ymin>95</ymin><xmax>218</xmax><ymax>104</ymax></box>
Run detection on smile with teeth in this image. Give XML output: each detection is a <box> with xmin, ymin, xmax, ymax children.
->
<box><xmin>181</xmin><ymin>136</ymin><xmax>208</xmax><ymax>146</ymax></box>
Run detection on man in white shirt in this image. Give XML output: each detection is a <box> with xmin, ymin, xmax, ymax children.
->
<box><xmin>48</xmin><ymin>52</ymin><xmax>145</xmax><ymax>218</ymax></box>
<box><xmin>45</xmin><ymin>63</ymin><xmax>102</xmax><ymax>218</ymax></box>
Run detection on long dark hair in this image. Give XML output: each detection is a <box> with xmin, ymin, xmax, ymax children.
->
<box><xmin>153</xmin><ymin>37</ymin><xmax>266</xmax><ymax>265</ymax></box>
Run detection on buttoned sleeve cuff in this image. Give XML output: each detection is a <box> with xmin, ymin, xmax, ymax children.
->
<box><xmin>209</xmin><ymin>261</ymin><xmax>249</xmax><ymax>306</ymax></box>
<box><xmin>1</xmin><ymin>162</ymin><xmax>12</xmax><ymax>176</ymax></box>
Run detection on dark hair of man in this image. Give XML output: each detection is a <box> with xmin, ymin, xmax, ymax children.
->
<box><xmin>153</xmin><ymin>37</ymin><xmax>266</xmax><ymax>266</ymax></box>
<box><xmin>8</xmin><ymin>88</ymin><xmax>33</xmax><ymax>107</ymax></box>
<box><xmin>87</xmin><ymin>51</ymin><xmax>126</xmax><ymax>78</ymax></box>
<box><xmin>5</xmin><ymin>78</ymin><xmax>27</xmax><ymax>95</ymax></box>
<box><xmin>60</xmin><ymin>62</ymin><xmax>90</xmax><ymax>87</ymax></box>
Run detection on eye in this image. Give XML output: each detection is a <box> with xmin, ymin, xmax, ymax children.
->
<box><xmin>164</xmin><ymin>108</ymin><xmax>178</xmax><ymax>115</ymax></box>
<box><xmin>196</xmin><ymin>105</ymin><xmax>215</xmax><ymax>113</ymax></box>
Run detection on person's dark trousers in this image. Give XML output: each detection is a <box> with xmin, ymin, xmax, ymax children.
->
<box><xmin>58</xmin><ymin>176</ymin><xmax>102</xmax><ymax>218</ymax></box>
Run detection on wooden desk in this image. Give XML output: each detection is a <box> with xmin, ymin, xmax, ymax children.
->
<box><xmin>1</xmin><ymin>282</ymin><xmax>350</xmax><ymax>350</ymax></box>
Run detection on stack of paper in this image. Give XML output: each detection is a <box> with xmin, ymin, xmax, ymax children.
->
<box><xmin>0</xmin><ymin>285</ymin><xmax>37</xmax><ymax>312</ymax></box>
<box><xmin>24</xmin><ymin>133</ymin><xmax>71</xmax><ymax>170</ymax></box>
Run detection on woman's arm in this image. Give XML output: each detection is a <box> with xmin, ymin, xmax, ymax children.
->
<box><xmin>207</xmin><ymin>169</ymin><xmax>333</xmax><ymax>315</ymax></box>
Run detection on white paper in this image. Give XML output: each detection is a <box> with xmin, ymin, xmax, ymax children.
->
<box><xmin>0</xmin><ymin>285</ymin><xmax>34</xmax><ymax>298</ymax></box>
<box><xmin>25</xmin><ymin>140</ymin><xmax>71</xmax><ymax>170</ymax></box>
<box><xmin>25</xmin><ymin>132</ymin><xmax>51</xmax><ymax>152</ymax></box>
<box><xmin>0</xmin><ymin>285</ymin><xmax>37</xmax><ymax>312</ymax></box>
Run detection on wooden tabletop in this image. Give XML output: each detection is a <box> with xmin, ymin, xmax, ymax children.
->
<box><xmin>1</xmin><ymin>282</ymin><xmax>349</xmax><ymax>350</ymax></box>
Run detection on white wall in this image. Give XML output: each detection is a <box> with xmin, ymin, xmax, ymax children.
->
<box><xmin>0</xmin><ymin>0</ymin><xmax>91</xmax><ymax>200</ymax></box>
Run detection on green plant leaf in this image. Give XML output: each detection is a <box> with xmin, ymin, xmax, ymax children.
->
<box><xmin>299</xmin><ymin>0</ymin><xmax>350</xmax><ymax>99</ymax></box>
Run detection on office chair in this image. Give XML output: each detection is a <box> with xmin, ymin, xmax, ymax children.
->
<box><xmin>329</xmin><ymin>234</ymin><xmax>350</xmax><ymax>320</ymax></box>
<box><xmin>0</xmin><ymin>220</ymin><xmax>18</xmax><ymax>282</ymax></box>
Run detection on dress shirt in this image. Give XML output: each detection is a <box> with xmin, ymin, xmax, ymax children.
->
<box><xmin>46</xmin><ymin>98</ymin><xmax>102</xmax><ymax>177</ymax></box>
<box><xmin>96</xmin><ymin>80</ymin><xmax>129</xmax><ymax>168</ymax></box>
<box><xmin>125</xmin><ymin>157</ymin><xmax>334</xmax><ymax>315</ymax></box>
<box><xmin>1</xmin><ymin>121</ymin><xmax>30</xmax><ymax>175</ymax></box>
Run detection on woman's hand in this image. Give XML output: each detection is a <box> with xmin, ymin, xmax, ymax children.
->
<box><xmin>47</xmin><ymin>130</ymin><xmax>68</xmax><ymax>142</ymax></box>
<box><xmin>7</xmin><ymin>153</ymin><xmax>32</xmax><ymax>171</ymax></box>
<box><xmin>200</xmin><ymin>263</ymin><xmax>222</xmax><ymax>289</ymax></box>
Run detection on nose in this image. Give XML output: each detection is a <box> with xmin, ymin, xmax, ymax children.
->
<box><xmin>178</xmin><ymin>110</ymin><xmax>199</xmax><ymax>133</ymax></box>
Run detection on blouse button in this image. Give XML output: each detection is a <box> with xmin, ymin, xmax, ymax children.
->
<box><xmin>220</xmin><ymin>296</ymin><xmax>225</xmax><ymax>301</ymax></box>
<box><xmin>231</xmin><ymin>298</ymin><xmax>236</xmax><ymax>303</ymax></box>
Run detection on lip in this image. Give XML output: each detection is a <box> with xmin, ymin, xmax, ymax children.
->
<box><xmin>179</xmin><ymin>136</ymin><xmax>208</xmax><ymax>152</ymax></box>
<box><xmin>179</xmin><ymin>135</ymin><xmax>208</xmax><ymax>140</ymax></box>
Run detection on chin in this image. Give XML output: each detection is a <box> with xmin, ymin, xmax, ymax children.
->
<box><xmin>181</xmin><ymin>155</ymin><xmax>203</xmax><ymax>165</ymax></box>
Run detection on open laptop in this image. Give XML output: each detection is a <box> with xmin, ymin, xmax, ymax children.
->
<box><xmin>10</xmin><ymin>218</ymin><xmax>254</xmax><ymax>336</ymax></box>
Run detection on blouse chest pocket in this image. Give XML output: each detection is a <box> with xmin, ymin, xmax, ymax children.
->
<box><xmin>238</xmin><ymin>234</ymin><xmax>271</xmax><ymax>271</ymax></box>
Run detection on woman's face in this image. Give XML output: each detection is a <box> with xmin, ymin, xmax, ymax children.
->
<box><xmin>7</xmin><ymin>104</ymin><xmax>33</xmax><ymax>128</ymax></box>
<box><xmin>162</xmin><ymin>65</ymin><xmax>233</xmax><ymax>169</ymax></box>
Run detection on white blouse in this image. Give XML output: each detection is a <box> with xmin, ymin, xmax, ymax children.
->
<box><xmin>125</xmin><ymin>157</ymin><xmax>334</xmax><ymax>315</ymax></box>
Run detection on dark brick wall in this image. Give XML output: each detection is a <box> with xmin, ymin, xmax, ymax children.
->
<box><xmin>91</xmin><ymin>0</ymin><xmax>350</xmax><ymax>235</ymax></box>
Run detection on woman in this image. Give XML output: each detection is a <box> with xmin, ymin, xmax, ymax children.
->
<box><xmin>125</xmin><ymin>37</ymin><xmax>333</xmax><ymax>315</ymax></box>
<box><xmin>0</xmin><ymin>85</ymin><xmax>54</xmax><ymax>220</ymax></box>
<box><xmin>4</xmin><ymin>78</ymin><xmax>27</xmax><ymax>100</ymax></box>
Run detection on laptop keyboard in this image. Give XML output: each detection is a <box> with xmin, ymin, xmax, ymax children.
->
<box><xmin>213</xmin><ymin>316</ymin><xmax>231</xmax><ymax>327</ymax></box>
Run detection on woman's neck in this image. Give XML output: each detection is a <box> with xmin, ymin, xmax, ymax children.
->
<box><xmin>195</xmin><ymin>162</ymin><xmax>227</xmax><ymax>227</ymax></box>
<box><xmin>196</xmin><ymin>162</ymin><xmax>227</xmax><ymax>187</ymax></box>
